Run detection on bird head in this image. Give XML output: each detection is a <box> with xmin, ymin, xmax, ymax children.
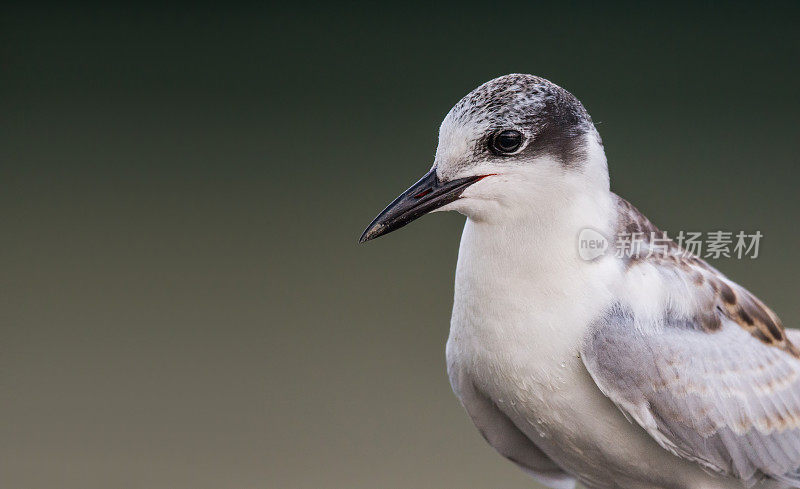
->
<box><xmin>359</xmin><ymin>74</ymin><xmax>609</xmax><ymax>243</ymax></box>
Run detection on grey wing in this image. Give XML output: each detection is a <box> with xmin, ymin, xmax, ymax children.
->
<box><xmin>582</xmin><ymin>306</ymin><xmax>800</xmax><ymax>486</ymax></box>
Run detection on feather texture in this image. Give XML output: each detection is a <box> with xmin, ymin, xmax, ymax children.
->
<box><xmin>583</xmin><ymin>307</ymin><xmax>800</xmax><ymax>486</ymax></box>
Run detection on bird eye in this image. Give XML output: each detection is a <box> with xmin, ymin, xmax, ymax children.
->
<box><xmin>490</xmin><ymin>130</ymin><xmax>523</xmax><ymax>155</ymax></box>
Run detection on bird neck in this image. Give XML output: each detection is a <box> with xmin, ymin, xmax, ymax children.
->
<box><xmin>454</xmin><ymin>183</ymin><xmax>618</xmax><ymax>302</ymax></box>
<box><xmin>450</xmin><ymin>185</ymin><xmax>621</xmax><ymax>367</ymax></box>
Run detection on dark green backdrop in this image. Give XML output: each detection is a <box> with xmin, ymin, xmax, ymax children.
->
<box><xmin>2</xmin><ymin>3</ymin><xmax>798</xmax><ymax>488</ymax></box>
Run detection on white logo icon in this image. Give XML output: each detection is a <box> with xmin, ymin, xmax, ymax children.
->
<box><xmin>578</xmin><ymin>228</ymin><xmax>609</xmax><ymax>261</ymax></box>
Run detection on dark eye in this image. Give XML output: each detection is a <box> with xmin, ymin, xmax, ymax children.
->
<box><xmin>490</xmin><ymin>130</ymin><xmax>523</xmax><ymax>155</ymax></box>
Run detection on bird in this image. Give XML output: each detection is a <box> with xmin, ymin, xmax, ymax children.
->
<box><xmin>359</xmin><ymin>74</ymin><xmax>800</xmax><ymax>489</ymax></box>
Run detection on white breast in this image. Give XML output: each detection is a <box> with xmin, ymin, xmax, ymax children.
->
<box><xmin>446</xmin><ymin>213</ymin><xmax>620</xmax><ymax>425</ymax></box>
<box><xmin>445</xmin><ymin>215</ymin><xmax>744</xmax><ymax>489</ymax></box>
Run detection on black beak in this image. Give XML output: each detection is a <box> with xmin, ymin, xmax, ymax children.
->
<box><xmin>359</xmin><ymin>168</ymin><xmax>487</xmax><ymax>243</ymax></box>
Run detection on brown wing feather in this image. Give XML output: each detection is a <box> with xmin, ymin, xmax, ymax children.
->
<box><xmin>613</xmin><ymin>194</ymin><xmax>799</xmax><ymax>357</ymax></box>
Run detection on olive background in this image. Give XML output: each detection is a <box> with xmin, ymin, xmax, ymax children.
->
<box><xmin>2</xmin><ymin>3</ymin><xmax>799</xmax><ymax>488</ymax></box>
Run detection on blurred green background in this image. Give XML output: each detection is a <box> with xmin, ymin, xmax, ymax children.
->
<box><xmin>1</xmin><ymin>3</ymin><xmax>798</xmax><ymax>488</ymax></box>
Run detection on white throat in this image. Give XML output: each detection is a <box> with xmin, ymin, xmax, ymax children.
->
<box><xmin>448</xmin><ymin>134</ymin><xmax>616</xmax><ymax>288</ymax></box>
<box><xmin>447</xmin><ymin>138</ymin><xmax>621</xmax><ymax>377</ymax></box>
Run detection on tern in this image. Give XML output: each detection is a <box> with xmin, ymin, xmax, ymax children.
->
<box><xmin>360</xmin><ymin>74</ymin><xmax>800</xmax><ymax>489</ymax></box>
